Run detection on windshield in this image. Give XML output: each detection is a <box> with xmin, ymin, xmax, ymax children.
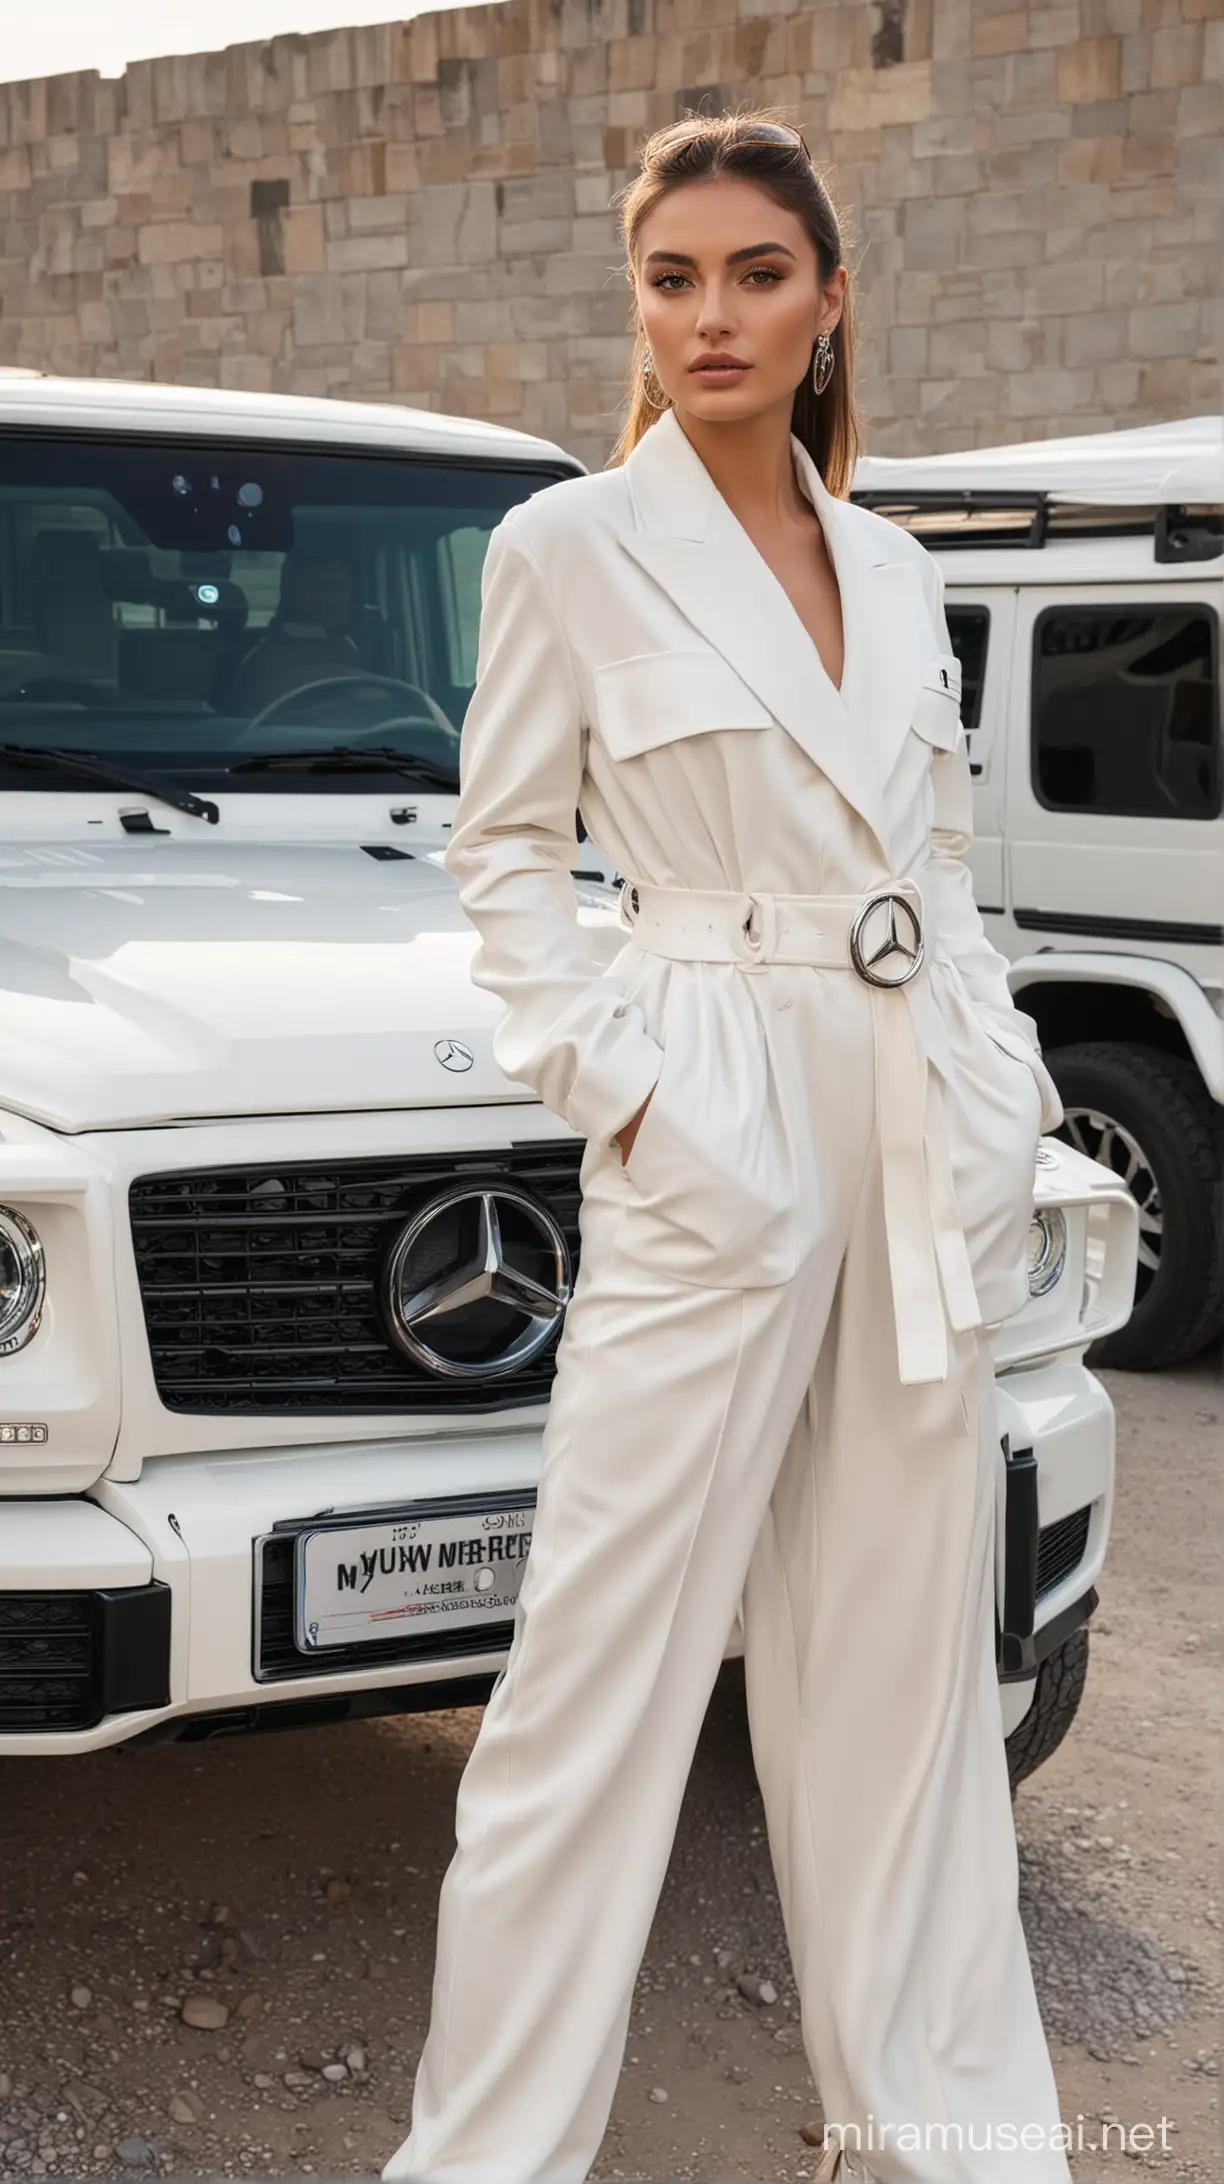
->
<box><xmin>0</xmin><ymin>435</ymin><xmax>571</xmax><ymax>794</ymax></box>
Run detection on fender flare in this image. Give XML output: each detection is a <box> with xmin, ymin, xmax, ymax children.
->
<box><xmin>1005</xmin><ymin>951</ymin><xmax>1224</xmax><ymax>1105</ymax></box>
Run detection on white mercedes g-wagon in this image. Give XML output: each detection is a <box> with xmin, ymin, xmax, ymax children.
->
<box><xmin>854</xmin><ymin>416</ymin><xmax>1222</xmax><ymax>1375</ymax></box>
<box><xmin>0</xmin><ymin>374</ymin><xmax>1136</xmax><ymax>1788</ymax></box>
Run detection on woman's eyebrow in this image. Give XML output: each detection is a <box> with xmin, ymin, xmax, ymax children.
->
<box><xmin>726</xmin><ymin>241</ymin><xmax>796</xmax><ymax>265</ymax></box>
<box><xmin>641</xmin><ymin>242</ymin><xmax>798</xmax><ymax>269</ymax></box>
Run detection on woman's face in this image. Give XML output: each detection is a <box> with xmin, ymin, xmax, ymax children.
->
<box><xmin>632</xmin><ymin>175</ymin><xmax>846</xmax><ymax>427</ymax></box>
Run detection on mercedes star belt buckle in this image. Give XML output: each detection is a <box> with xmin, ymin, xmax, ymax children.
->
<box><xmin>848</xmin><ymin>889</ymin><xmax>925</xmax><ymax>987</ymax></box>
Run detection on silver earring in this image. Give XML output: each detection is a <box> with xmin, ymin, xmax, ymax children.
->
<box><xmin>812</xmin><ymin>330</ymin><xmax>835</xmax><ymax>396</ymax></box>
<box><xmin>641</xmin><ymin>343</ymin><xmax>668</xmax><ymax>410</ymax></box>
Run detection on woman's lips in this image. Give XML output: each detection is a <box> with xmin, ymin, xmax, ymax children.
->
<box><xmin>689</xmin><ymin>357</ymin><xmax>751</xmax><ymax>383</ymax></box>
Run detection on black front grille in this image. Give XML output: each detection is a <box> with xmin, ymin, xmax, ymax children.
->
<box><xmin>1036</xmin><ymin>1504</ymin><xmax>1092</xmax><ymax>1599</ymax></box>
<box><xmin>129</xmin><ymin>1143</ymin><xmax>584</xmax><ymax>1416</ymax></box>
<box><xmin>0</xmin><ymin>1585</ymin><xmax>171</xmax><ymax>1732</ymax></box>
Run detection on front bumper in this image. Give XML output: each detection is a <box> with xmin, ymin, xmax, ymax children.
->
<box><xmin>0</xmin><ymin>1356</ymin><xmax>1114</xmax><ymax>1755</ymax></box>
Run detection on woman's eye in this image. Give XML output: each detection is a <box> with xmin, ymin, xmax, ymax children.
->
<box><xmin>650</xmin><ymin>272</ymin><xmax>689</xmax><ymax>292</ymax></box>
<box><xmin>743</xmin><ymin>265</ymin><xmax>783</xmax><ymax>286</ymax></box>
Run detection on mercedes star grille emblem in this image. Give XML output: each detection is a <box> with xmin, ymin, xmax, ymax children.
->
<box><xmin>848</xmin><ymin>890</ymin><xmax>925</xmax><ymax>988</ymax></box>
<box><xmin>434</xmin><ymin>1038</ymin><xmax>474</xmax><ymax>1072</ymax></box>
<box><xmin>384</xmin><ymin>1184</ymin><xmax>571</xmax><ymax>1379</ymax></box>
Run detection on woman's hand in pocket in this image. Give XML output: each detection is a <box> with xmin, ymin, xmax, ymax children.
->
<box><xmin>614</xmin><ymin>1086</ymin><xmax>655</xmax><ymax>1166</ymax></box>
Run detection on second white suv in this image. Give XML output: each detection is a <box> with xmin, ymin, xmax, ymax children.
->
<box><xmin>855</xmin><ymin>416</ymin><xmax>1223</xmax><ymax>1372</ymax></box>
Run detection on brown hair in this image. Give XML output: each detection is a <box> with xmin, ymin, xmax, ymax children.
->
<box><xmin>608</xmin><ymin>110</ymin><xmax>862</xmax><ymax>497</ymax></box>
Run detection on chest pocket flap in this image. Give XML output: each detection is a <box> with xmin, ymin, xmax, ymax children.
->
<box><xmin>910</xmin><ymin>651</ymin><xmax>963</xmax><ymax>750</ymax></box>
<box><xmin>593</xmin><ymin>649</ymin><xmax>773</xmax><ymax>762</ymax></box>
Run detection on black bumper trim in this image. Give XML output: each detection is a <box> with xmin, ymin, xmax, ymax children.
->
<box><xmin>0</xmin><ymin>1581</ymin><xmax>171</xmax><ymax>1733</ymax></box>
<box><xmin>128</xmin><ymin>1670</ymin><xmax>501</xmax><ymax>1746</ymax></box>
<box><xmin>996</xmin><ymin>1429</ymin><xmax>1098</xmax><ymax>1681</ymax></box>
<box><xmin>96</xmin><ymin>1583</ymin><xmax>173</xmax><ymax>1715</ymax></box>
<box><xmin>1016</xmin><ymin>1583</ymin><xmax>1099</xmax><ymax>1682</ymax></box>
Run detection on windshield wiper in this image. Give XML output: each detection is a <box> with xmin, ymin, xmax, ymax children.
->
<box><xmin>229</xmin><ymin>744</ymin><xmax>459</xmax><ymax>791</ymax></box>
<box><xmin>0</xmin><ymin>744</ymin><xmax>220</xmax><ymax>822</ymax></box>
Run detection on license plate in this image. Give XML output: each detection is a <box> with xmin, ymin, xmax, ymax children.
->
<box><xmin>293</xmin><ymin>1494</ymin><xmax>535</xmax><ymax>1652</ymax></box>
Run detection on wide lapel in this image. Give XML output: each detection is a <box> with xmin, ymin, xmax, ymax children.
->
<box><xmin>791</xmin><ymin>437</ymin><xmax>927</xmax><ymax>800</ymax></box>
<box><xmin>618</xmin><ymin>410</ymin><xmax>892</xmax><ymax>863</ymax></box>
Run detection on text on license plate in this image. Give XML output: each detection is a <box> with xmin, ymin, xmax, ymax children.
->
<box><xmin>294</xmin><ymin>1498</ymin><xmax>535</xmax><ymax>1651</ymax></box>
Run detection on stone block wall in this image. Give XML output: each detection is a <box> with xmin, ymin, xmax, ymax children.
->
<box><xmin>0</xmin><ymin>0</ymin><xmax>1218</xmax><ymax>465</ymax></box>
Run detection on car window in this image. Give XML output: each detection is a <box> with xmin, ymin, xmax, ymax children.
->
<box><xmin>1031</xmin><ymin>604</ymin><xmax>1221</xmax><ymax>820</ymax></box>
<box><xmin>437</xmin><ymin>524</ymin><xmax>498</xmax><ymax>689</ymax></box>
<box><xmin>0</xmin><ymin>437</ymin><xmax>568</xmax><ymax>794</ymax></box>
<box><xmin>945</xmin><ymin>605</ymin><xmax>990</xmax><ymax>737</ymax></box>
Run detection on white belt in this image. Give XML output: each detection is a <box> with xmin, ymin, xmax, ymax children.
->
<box><xmin>619</xmin><ymin>880</ymin><xmax>983</xmax><ymax>1387</ymax></box>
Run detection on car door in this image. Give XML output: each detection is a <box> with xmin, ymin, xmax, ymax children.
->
<box><xmin>1005</xmin><ymin>582</ymin><xmax>1224</xmax><ymax>974</ymax></box>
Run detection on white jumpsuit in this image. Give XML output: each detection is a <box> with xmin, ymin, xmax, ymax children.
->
<box><xmin>383</xmin><ymin>407</ymin><xmax>1073</xmax><ymax>2184</ymax></box>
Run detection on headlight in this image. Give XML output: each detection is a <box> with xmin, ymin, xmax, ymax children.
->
<box><xmin>1028</xmin><ymin>1207</ymin><xmax>1068</xmax><ymax>1297</ymax></box>
<box><xmin>0</xmin><ymin>1207</ymin><xmax>45</xmax><ymax>1355</ymax></box>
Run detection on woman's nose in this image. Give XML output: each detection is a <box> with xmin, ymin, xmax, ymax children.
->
<box><xmin>693</xmin><ymin>283</ymin><xmax>736</xmax><ymax>338</ymax></box>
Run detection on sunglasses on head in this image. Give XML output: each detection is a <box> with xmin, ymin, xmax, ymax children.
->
<box><xmin>735</xmin><ymin>119</ymin><xmax>812</xmax><ymax>157</ymax></box>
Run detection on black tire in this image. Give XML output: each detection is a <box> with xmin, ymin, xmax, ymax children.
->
<box><xmin>1005</xmin><ymin>1626</ymin><xmax>1090</xmax><ymax>1794</ymax></box>
<box><xmin>1045</xmin><ymin>1041</ymin><xmax>1223</xmax><ymax>1371</ymax></box>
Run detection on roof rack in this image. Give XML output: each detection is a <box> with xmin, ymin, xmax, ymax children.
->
<box><xmin>850</xmin><ymin>488</ymin><xmax>1224</xmax><ymax>563</ymax></box>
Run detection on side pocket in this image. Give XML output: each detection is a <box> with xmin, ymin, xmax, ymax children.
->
<box><xmin>606</xmin><ymin>981</ymin><xmax>800</xmax><ymax>1290</ymax></box>
<box><xmin>976</xmin><ymin>1013</ymin><xmax>1065</xmax><ymax>1133</ymax></box>
<box><xmin>977</xmin><ymin>1017</ymin><xmax>1039</xmax><ymax>1071</ymax></box>
<box><xmin>621</xmin><ymin>1038</ymin><xmax>670</xmax><ymax>1187</ymax></box>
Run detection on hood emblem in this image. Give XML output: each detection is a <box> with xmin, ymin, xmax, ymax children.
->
<box><xmin>434</xmin><ymin>1038</ymin><xmax>474</xmax><ymax>1072</ymax></box>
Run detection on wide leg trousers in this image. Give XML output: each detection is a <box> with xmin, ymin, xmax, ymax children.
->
<box><xmin>382</xmin><ymin>1070</ymin><xmax>1073</xmax><ymax>2184</ymax></box>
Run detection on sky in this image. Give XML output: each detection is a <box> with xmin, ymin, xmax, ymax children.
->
<box><xmin>0</xmin><ymin>1</ymin><xmax>463</xmax><ymax>85</ymax></box>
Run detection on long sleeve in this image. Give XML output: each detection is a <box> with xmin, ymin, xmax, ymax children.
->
<box><xmin>444</xmin><ymin>509</ymin><xmax>664</xmax><ymax>1146</ymax></box>
<box><xmin>917</xmin><ymin>554</ymin><xmax>1065</xmax><ymax>1134</ymax></box>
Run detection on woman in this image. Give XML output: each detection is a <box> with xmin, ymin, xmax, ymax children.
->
<box><xmin>383</xmin><ymin>113</ymin><xmax>1071</xmax><ymax>2184</ymax></box>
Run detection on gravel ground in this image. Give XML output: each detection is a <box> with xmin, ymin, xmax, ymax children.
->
<box><xmin>0</xmin><ymin>1347</ymin><xmax>1217</xmax><ymax>2182</ymax></box>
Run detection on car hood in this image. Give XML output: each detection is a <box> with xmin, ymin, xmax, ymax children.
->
<box><xmin>0</xmin><ymin>842</ymin><xmax>622</xmax><ymax>1132</ymax></box>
